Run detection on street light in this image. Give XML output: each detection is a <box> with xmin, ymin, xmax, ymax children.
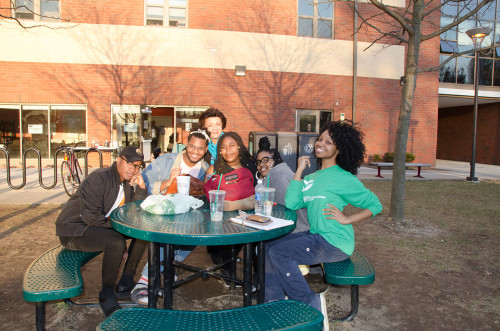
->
<box><xmin>465</xmin><ymin>27</ymin><xmax>492</xmax><ymax>182</ymax></box>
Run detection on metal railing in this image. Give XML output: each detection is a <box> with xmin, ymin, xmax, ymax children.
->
<box><xmin>0</xmin><ymin>147</ymin><xmax>103</xmax><ymax>191</ymax></box>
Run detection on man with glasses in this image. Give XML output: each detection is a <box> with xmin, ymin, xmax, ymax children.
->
<box><xmin>131</xmin><ymin>129</ymin><xmax>210</xmax><ymax>305</ymax></box>
<box><xmin>56</xmin><ymin>146</ymin><xmax>148</xmax><ymax>316</ymax></box>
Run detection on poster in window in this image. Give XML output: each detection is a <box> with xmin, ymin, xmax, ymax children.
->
<box><xmin>28</xmin><ymin>124</ymin><xmax>44</xmax><ymax>134</ymax></box>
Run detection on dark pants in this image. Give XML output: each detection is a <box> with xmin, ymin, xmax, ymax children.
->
<box><xmin>207</xmin><ymin>245</ymin><xmax>243</xmax><ymax>275</ymax></box>
<box><xmin>59</xmin><ymin>226</ymin><xmax>146</xmax><ymax>291</ymax></box>
<box><xmin>265</xmin><ymin>231</ymin><xmax>348</xmax><ymax>305</ymax></box>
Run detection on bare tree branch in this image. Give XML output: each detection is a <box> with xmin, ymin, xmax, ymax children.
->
<box><xmin>422</xmin><ymin>0</ymin><xmax>494</xmax><ymax>41</ymax></box>
<box><xmin>365</xmin><ymin>0</ymin><xmax>413</xmax><ymax>34</ymax></box>
<box><xmin>419</xmin><ymin>43</ymin><xmax>499</xmax><ymax>72</ymax></box>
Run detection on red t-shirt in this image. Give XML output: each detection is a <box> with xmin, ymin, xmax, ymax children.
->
<box><xmin>203</xmin><ymin>167</ymin><xmax>255</xmax><ymax>201</ymax></box>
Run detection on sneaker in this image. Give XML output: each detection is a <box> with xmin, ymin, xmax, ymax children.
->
<box><xmin>319</xmin><ymin>289</ymin><xmax>329</xmax><ymax>331</ymax></box>
<box><xmin>131</xmin><ymin>283</ymin><xmax>148</xmax><ymax>306</ymax></box>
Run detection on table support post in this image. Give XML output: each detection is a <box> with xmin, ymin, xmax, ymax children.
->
<box><xmin>243</xmin><ymin>243</ymin><xmax>253</xmax><ymax>307</ymax></box>
<box><xmin>163</xmin><ymin>244</ymin><xmax>174</xmax><ymax>309</ymax></box>
<box><xmin>148</xmin><ymin>242</ymin><xmax>159</xmax><ymax>309</ymax></box>
<box><xmin>229</xmin><ymin>245</ymin><xmax>238</xmax><ymax>291</ymax></box>
<box><xmin>257</xmin><ymin>241</ymin><xmax>265</xmax><ymax>304</ymax></box>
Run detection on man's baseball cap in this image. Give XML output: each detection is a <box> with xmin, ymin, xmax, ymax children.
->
<box><xmin>119</xmin><ymin>146</ymin><xmax>145</xmax><ymax>168</ymax></box>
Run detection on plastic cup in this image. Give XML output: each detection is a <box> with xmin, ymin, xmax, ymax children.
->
<box><xmin>209</xmin><ymin>190</ymin><xmax>225</xmax><ymax>221</ymax></box>
<box><xmin>261</xmin><ymin>188</ymin><xmax>275</xmax><ymax>216</ymax></box>
<box><xmin>176</xmin><ymin>176</ymin><xmax>191</xmax><ymax>195</ymax></box>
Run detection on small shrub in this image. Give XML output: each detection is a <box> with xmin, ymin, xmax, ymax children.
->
<box><xmin>406</xmin><ymin>153</ymin><xmax>416</xmax><ymax>163</ymax></box>
<box><xmin>384</xmin><ymin>152</ymin><xmax>393</xmax><ymax>162</ymax></box>
<box><xmin>383</xmin><ymin>152</ymin><xmax>416</xmax><ymax>163</ymax></box>
<box><xmin>373</xmin><ymin>154</ymin><xmax>382</xmax><ymax>162</ymax></box>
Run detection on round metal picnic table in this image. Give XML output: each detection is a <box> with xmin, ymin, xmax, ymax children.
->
<box><xmin>110</xmin><ymin>200</ymin><xmax>296</xmax><ymax>308</ymax></box>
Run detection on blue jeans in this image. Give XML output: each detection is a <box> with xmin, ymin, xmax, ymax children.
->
<box><xmin>139</xmin><ymin>245</ymin><xmax>195</xmax><ymax>279</ymax></box>
<box><xmin>265</xmin><ymin>231</ymin><xmax>349</xmax><ymax>305</ymax></box>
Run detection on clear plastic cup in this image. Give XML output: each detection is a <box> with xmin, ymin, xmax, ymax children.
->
<box><xmin>209</xmin><ymin>190</ymin><xmax>226</xmax><ymax>221</ymax></box>
<box><xmin>261</xmin><ymin>188</ymin><xmax>275</xmax><ymax>216</ymax></box>
<box><xmin>176</xmin><ymin>175</ymin><xmax>191</xmax><ymax>195</ymax></box>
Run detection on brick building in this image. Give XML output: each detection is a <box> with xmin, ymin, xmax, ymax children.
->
<box><xmin>0</xmin><ymin>0</ymin><xmax>449</xmax><ymax>166</ymax></box>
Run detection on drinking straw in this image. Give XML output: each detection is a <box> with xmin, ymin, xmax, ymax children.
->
<box><xmin>211</xmin><ymin>174</ymin><xmax>223</xmax><ymax>218</ymax></box>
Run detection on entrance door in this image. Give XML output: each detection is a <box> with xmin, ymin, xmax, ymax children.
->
<box><xmin>173</xmin><ymin>106</ymin><xmax>209</xmax><ymax>152</ymax></box>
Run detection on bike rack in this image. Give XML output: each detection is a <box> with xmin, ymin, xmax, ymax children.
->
<box><xmin>0</xmin><ymin>147</ymin><xmax>104</xmax><ymax>190</ymax></box>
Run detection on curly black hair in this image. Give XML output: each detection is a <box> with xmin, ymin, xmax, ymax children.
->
<box><xmin>198</xmin><ymin>107</ymin><xmax>227</xmax><ymax>130</ymax></box>
<box><xmin>256</xmin><ymin>136</ymin><xmax>283</xmax><ymax>166</ymax></box>
<box><xmin>316</xmin><ymin>120</ymin><xmax>365</xmax><ymax>175</ymax></box>
<box><xmin>213</xmin><ymin>132</ymin><xmax>256</xmax><ymax>175</ymax></box>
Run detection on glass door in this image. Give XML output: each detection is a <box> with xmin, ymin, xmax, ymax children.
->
<box><xmin>22</xmin><ymin>105</ymin><xmax>49</xmax><ymax>158</ymax></box>
<box><xmin>173</xmin><ymin>106</ymin><xmax>209</xmax><ymax>152</ymax></box>
<box><xmin>112</xmin><ymin>105</ymin><xmax>142</xmax><ymax>148</ymax></box>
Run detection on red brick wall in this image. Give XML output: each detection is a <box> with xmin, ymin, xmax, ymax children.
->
<box><xmin>189</xmin><ymin>0</ymin><xmax>297</xmax><ymax>35</ymax></box>
<box><xmin>0</xmin><ymin>61</ymin><xmax>438</xmax><ymax>163</ymax></box>
<box><xmin>63</xmin><ymin>0</ymin><xmax>144</xmax><ymax>25</ymax></box>
<box><xmin>437</xmin><ymin>103</ymin><xmax>500</xmax><ymax>165</ymax></box>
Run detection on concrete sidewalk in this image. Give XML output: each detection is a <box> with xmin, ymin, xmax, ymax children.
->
<box><xmin>1</xmin><ymin>160</ymin><xmax>498</xmax><ymax>205</ymax></box>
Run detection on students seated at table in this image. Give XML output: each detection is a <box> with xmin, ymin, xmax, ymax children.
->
<box><xmin>203</xmin><ymin>131</ymin><xmax>257</xmax><ymax>284</ymax></box>
<box><xmin>55</xmin><ymin>146</ymin><xmax>148</xmax><ymax>316</ymax></box>
<box><xmin>198</xmin><ymin>107</ymin><xmax>227</xmax><ymax>165</ymax></box>
<box><xmin>131</xmin><ymin>129</ymin><xmax>210</xmax><ymax>305</ymax></box>
<box><xmin>264</xmin><ymin>121</ymin><xmax>382</xmax><ymax>330</ymax></box>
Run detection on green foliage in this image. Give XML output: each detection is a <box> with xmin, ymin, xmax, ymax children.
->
<box><xmin>383</xmin><ymin>152</ymin><xmax>415</xmax><ymax>163</ymax></box>
<box><xmin>373</xmin><ymin>154</ymin><xmax>382</xmax><ymax>162</ymax></box>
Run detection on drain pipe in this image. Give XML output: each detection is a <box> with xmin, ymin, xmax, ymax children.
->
<box><xmin>352</xmin><ymin>1</ymin><xmax>358</xmax><ymax>123</ymax></box>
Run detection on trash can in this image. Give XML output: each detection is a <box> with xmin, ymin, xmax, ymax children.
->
<box><xmin>248</xmin><ymin>131</ymin><xmax>318</xmax><ymax>178</ymax></box>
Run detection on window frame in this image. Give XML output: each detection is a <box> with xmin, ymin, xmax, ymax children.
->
<box><xmin>144</xmin><ymin>0</ymin><xmax>188</xmax><ymax>28</ymax></box>
<box><xmin>297</xmin><ymin>0</ymin><xmax>334</xmax><ymax>39</ymax></box>
<box><xmin>13</xmin><ymin>0</ymin><xmax>60</xmax><ymax>21</ymax></box>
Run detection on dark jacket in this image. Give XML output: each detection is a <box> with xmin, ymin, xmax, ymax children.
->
<box><xmin>56</xmin><ymin>162</ymin><xmax>147</xmax><ymax>237</ymax></box>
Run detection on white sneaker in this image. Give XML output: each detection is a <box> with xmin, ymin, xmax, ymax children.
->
<box><xmin>319</xmin><ymin>289</ymin><xmax>329</xmax><ymax>330</ymax></box>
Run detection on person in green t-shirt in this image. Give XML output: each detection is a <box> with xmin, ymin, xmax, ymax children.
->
<box><xmin>265</xmin><ymin>120</ymin><xmax>382</xmax><ymax>329</ymax></box>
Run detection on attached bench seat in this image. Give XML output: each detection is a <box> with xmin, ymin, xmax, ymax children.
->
<box><xmin>369</xmin><ymin>162</ymin><xmax>431</xmax><ymax>178</ymax></box>
<box><xmin>323</xmin><ymin>251</ymin><xmax>375</xmax><ymax>322</ymax></box>
<box><xmin>97</xmin><ymin>300</ymin><xmax>323</xmax><ymax>331</ymax></box>
<box><xmin>23</xmin><ymin>245</ymin><xmax>101</xmax><ymax>331</ymax></box>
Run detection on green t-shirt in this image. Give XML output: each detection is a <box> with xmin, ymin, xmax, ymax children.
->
<box><xmin>285</xmin><ymin>165</ymin><xmax>382</xmax><ymax>255</ymax></box>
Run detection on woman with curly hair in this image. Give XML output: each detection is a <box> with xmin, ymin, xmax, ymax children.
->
<box><xmin>204</xmin><ymin>131</ymin><xmax>257</xmax><ymax>210</ymax></box>
<box><xmin>203</xmin><ymin>132</ymin><xmax>257</xmax><ymax>284</ymax></box>
<box><xmin>265</xmin><ymin>120</ymin><xmax>382</xmax><ymax>330</ymax></box>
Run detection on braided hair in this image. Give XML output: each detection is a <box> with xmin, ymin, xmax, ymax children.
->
<box><xmin>316</xmin><ymin>120</ymin><xmax>365</xmax><ymax>175</ymax></box>
<box><xmin>213</xmin><ymin>131</ymin><xmax>256</xmax><ymax>175</ymax></box>
<box><xmin>256</xmin><ymin>136</ymin><xmax>283</xmax><ymax>166</ymax></box>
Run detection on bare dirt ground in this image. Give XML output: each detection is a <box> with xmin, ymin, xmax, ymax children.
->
<box><xmin>1</xmin><ymin>180</ymin><xmax>499</xmax><ymax>330</ymax></box>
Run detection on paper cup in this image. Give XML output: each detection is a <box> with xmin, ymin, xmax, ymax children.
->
<box><xmin>209</xmin><ymin>190</ymin><xmax>225</xmax><ymax>221</ymax></box>
<box><xmin>176</xmin><ymin>176</ymin><xmax>191</xmax><ymax>195</ymax></box>
<box><xmin>261</xmin><ymin>187</ymin><xmax>275</xmax><ymax>216</ymax></box>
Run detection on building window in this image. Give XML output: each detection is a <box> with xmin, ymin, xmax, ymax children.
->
<box><xmin>439</xmin><ymin>0</ymin><xmax>500</xmax><ymax>86</ymax></box>
<box><xmin>145</xmin><ymin>0</ymin><xmax>187</xmax><ymax>27</ymax></box>
<box><xmin>14</xmin><ymin>0</ymin><xmax>60</xmax><ymax>21</ymax></box>
<box><xmin>298</xmin><ymin>0</ymin><xmax>333</xmax><ymax>38</ymax></box>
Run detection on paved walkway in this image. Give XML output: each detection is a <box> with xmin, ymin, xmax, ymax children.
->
<box><xmin>0</xmin><ymin>160</ymin><xmax>498</xmax><ymax>205</ymax></box>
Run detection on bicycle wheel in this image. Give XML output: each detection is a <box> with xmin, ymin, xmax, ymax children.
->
<box><xmin>61</xmin><ymin>161</ymin><xmax>76</xmax><ymax>197</ymax></box>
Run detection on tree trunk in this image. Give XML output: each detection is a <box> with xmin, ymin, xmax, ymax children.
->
<box><xmin>388</xmin><ymin>2</ymin><xmax>423</xmax><ymax>222</ymax></box>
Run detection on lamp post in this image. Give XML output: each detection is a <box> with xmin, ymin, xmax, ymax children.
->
<box><xmin>465</xmin><ymin>27</ymin><xmax>492</xmax><ymax>182</ymax></box>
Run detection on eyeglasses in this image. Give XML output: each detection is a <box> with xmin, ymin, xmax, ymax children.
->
<box><xmin>187</xmin><ymin>144</ymin><xmax>206</xmax><ymax>152</ymax></box>
<box><xmin>120</xmin><ymin>156</ymin><xmax>144</xmax><ymax>170</ymax></box>
<box><xmin>256</xmin><ymin>157</ymin><xmax>273</xmax><ymax>165</ymax></box>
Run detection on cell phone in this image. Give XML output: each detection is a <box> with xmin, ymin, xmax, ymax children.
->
<box><xmin>245</xmin><ymin>215</ymin><xmax>272</xmax><ymax>224</ymax></box>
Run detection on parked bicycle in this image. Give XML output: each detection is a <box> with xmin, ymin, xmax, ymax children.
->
<box><xmin>61</xmin><ymin>145</ymin><xmax>84</xmax><ymax>197</ymax></box>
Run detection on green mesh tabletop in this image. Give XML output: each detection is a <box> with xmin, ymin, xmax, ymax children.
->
<box><xmin>23</xmin><ymin>245</ymin><xmax>101</xmax><ymax>302</ymax></box>
<box><xmin>97</xmin><ymin>300</ymin><xmax>322</xmax><ymax>331</ymax></box>
<box><xmin>323</xmin><ymin>251</ymin><xmax>375</xmax><ymax>285</ymax></box>
<box><xmin>110</xmin><ymin>201</ymin><xmax>296</xmax><ymax>245</ymax></box>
